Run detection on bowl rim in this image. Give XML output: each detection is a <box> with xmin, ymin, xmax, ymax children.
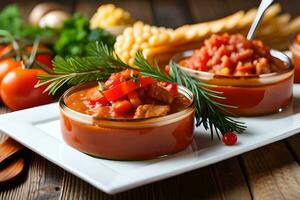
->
<box><xmin>59</xmin><ymin>82</ymin><xmax>195</xmax><ymax>127</ymax></box>
<box><xmin>172</xmin><ymin>49</ymin><xmax>293</xmax><ymax>80</ymax></box>
<box><xmin>289</xmin><ymin>33</ymin><xmax>300</xmax><ymax>51</ymax></box>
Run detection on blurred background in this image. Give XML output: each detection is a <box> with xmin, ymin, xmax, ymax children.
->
<box><xmin>0</xmin><ymin>0</ymin><xmax>299</xmax><ymax>28</ymax></box>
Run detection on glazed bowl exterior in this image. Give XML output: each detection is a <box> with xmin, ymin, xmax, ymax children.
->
<box><xmin>173</xmin><ymin>50</ymin><xmax>293</xmax><ymax>116</ymax></box>
<box><xmin>290</xmin><ymin>35</ymin><xmax>300</xmax><ymax>83</ymax></box>
<box><xmin>59</xmin><ymin>84</ymin><xmax>195</xmax><ymax>160</ymax></box>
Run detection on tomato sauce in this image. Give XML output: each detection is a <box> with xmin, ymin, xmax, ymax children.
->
<box><xmin>60</xmin><ymin>84</ymin><xmax>195</xmax><ymax>160</ymax></box>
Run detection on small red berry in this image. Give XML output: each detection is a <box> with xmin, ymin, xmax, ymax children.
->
<box><xmin>222</xmin><ymin>132</ymin><xmax>237</xmax><ymax>145</ymax></box>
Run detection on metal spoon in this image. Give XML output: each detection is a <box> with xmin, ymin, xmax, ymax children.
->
<box><xmin>247</xmin><ymin>0</ymin><xmax>274</xmax><ymax>40</ymax></box>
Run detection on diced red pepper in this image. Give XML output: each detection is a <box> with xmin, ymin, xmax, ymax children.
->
<box><xmin>105</xmin><ymin>73</ymin><xmax>121</xmax><ymax>89</ymax></box>
<box><xmin>113</xmin><ymin>100</ymin><xmax>132</xmax><ymax>113</ymax></box>
<box><xmin>103</xmin><ymin>79</ymin><xmax>138</xmax><ymax>101</ymax></box>
<box><xmin>103</xmin><ymin>77</ymin><xmax>154</xmax><ymax>102</ymax></box>
<box><xmin>87</xmin><ymin>87</ymin><xmax>108</xmax><ymax>105</ymax></box>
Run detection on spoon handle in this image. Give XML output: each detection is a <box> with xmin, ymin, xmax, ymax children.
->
<box><xmin>247</xmin><ymin>0</ymin><xmax>274</xmax><ymax>40</ymax></box>
<box><xmin>0</xmin><ymin>138</ymin><xmax>23</xmax><ymax>166</ymax></box>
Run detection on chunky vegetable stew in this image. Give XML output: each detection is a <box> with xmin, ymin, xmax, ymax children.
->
<box><xmin>64</xmin><ymin>69</ymin><xmax>192</xmax><ymax>119</ymax></box>
<box><xmin>180</xmin><ymin>33</ymin><xmax>284</xmax><ymax>76</ymax></box>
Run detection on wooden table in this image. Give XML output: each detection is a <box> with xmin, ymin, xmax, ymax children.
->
<box><xmin>1</xmin><ymin>0</ymin><xmax>300</xmax><ymax>199</ymax></box>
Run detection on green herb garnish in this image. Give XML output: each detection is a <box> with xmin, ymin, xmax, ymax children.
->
<box><xmin>54</xmin><ymin>13</ymin><xmax>116</xmax><ymax>57</ymax></box>
<box><xmin>0</xmin><ymin>4</ymin><xmax>54</xmax><ymax>42</ymax></box>
<box><xmin>98</xmin><ymin>82</ymin><xmax>105</xmax><ymax>92</ymax></box>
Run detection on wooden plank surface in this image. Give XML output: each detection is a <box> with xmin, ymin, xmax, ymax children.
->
<box><xmin>241</xmin><ymin>142</ymin><xmax>300</xmax><ymax>200</ymax></box>
<box><xmin>0</xmin><ymin>0</ymin><xmax>300</xmax><ymax>199</ymax></box>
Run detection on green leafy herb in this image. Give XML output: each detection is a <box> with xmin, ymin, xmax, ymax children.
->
<box><xmin>54</xmin><ymin>13</ymin><xmax>115</xmax><ymax>57</ymax></box>
<box><xmin>37</xmin><ymin>42</ymin><xmax>246</xmax><ymax>137</ymax></box>
<box><xmin>0</xmin><ymin>4</ymin><xmax>55</xmax><ymax>43</ymax></box>
<box><xmin>37</xmin><ymin>43</ymin><xmax>127</xmax><ymax>95</ymax></box>
<box><xmin>98</xmin><ymin>82</ymin><xmax>105</xmax><ymax>92</ymax></box>
<box><xmin>132</xmin><ymin>74</ymin><xmax>140</xmax><ymax>83</ymax></box>
<box><xmin>0</xmin><ymin>4</ymin><xmax>22</xmax><ymax>36</ymax></box>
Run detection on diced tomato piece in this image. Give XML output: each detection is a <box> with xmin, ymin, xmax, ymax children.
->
<box><xmin>113</xmin><ymin>100</ymin><xmax>132</xmax><ymax>113</ymax></box>
<box><xmin>120</xmin><ymin>69</ymin><xmax>140</xmax><ymax>81</ymax></box>
<box><xmin>139</xmin><ymin>77</ymin><xmax>154</xmax><ymax>87</ymax></box>
<box><xmin>105</xmin><ymin>69</ymin><xmax>142</xmax><ymax>89</ymax></box>
<box><xmin>105</xmin><ymin>73</ymin><xmax>121</xmax><ymax>89</ymax></box>
<box><xmin>236</xmin><ymin>49</ymin><xmax>254</xmax><ymax>62</ymax></box>
<box><xmin>128</xmin><ymin>91</ymin><xmax>142</xmax><ymax>107</ymax></box>
<box><xmin>237</xmin><ymin>65</ymin><xmax>254</xmax><ymax>74</ymax></box>
<box><xmin>89</xmin><ymin>95</ymin><xmax>108</xmax><ymax>106</ymax></box>
<box><xmin>164</xmin><ymin>83</ymin><xmax>178</xmax><ymax>96</ymax></box>
<box><xmin>103</xmin><ymin>76</ymin><xmax>155</xmax><ymax>102</ymax></box>
<box><xmin>103</xmin><ymin>79</ymin><xmax>137</xmax><ymax>101</ymax></box>
<box><xmin>87</xmin><ymin>88</ymin><xmax>108</xmax><ymax>105</ymax></box>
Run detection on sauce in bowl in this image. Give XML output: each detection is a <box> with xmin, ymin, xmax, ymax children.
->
<box><xmin>174</xmin><ymin>33</ymin><xmax>293</xmax><ymax>116</ymax></box>
<box><xmin>59</xmin><ymin>70</ymin><xmax>195</xmax><ymax>160</ymax></box>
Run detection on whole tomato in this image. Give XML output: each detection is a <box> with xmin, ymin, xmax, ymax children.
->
<box><xmin>0</xmin><ymin>58</ymin><xmax>22</xmax><ymax>83</ymax></box>
<box><xmin>26</xmin><ymin>45</ymin><xmax>54</xmax><ymax>69</ymax></box>
<box><xmin>1</xmin><ymin>68</ymin><xmax>53</xmax><ymax>110</ymax></box>
<box><xmin>35</xmin><ymin>54</ymin><xmax>54</xmax><ymax>69</ymax></box>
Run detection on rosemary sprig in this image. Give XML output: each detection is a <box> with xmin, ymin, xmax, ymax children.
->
<box><xmin>37</xmin><ymin>42</ymin><xmax>128</xmax><ymax>95</ymax></box>
<box><xmin>133</xmin><ymin>52</ymin><xmax>246</xmax><ymax>138</ymax></box>
<box><xmin>36</xmin><ymin>42</ymin><xmax>246</xmax><ymax>137</ymax></box>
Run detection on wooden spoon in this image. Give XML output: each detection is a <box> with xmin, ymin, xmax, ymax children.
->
<box><xmin>0</xmin><ymin>157</ymin><xmax>25</xmax><ymax>184</ymax></box>
<box><xmin>0</xmin><ymin>138</ymin><xmax>23</xmax><ymax>165</ymax></box>
<box><xmin>0</xmin><ymin>138</ymin><xmax>26</xmax><ymax>184</ymax></box>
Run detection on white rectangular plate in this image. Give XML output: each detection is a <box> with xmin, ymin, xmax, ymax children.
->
<box><xmin>0</xmin><ymin>85</ymin><xmax>300</xmax><ymax>194</ymax></box>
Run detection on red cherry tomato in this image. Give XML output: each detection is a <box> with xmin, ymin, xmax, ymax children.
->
<box><xmin>1</xmin><ymin>68</ymin><xmax>53</xmax><ymax>110</ymax></box>
<box><xmin>222</xmin><ymin>132</ymin><xmax>237</xmax><ymax>146</ymax></box>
